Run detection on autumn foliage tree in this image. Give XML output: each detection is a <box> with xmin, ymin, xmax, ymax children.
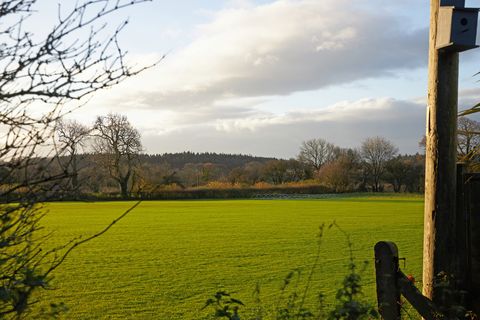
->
<box><xmin>317</xmin><ymin>149</ymin><xmax>361</xmax><ymax>192</ymax></box>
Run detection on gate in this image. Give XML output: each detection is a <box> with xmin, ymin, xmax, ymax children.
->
<box><xmin>374</xmin><ymin>165</ymin><xmax>480</xmax><ymax>319</ymax></box>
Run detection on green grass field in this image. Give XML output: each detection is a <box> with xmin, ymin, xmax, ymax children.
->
<box><xmin>35</xmin><ymin>195</ymin><xmax>424</xmax><ymax>319</ymax></box>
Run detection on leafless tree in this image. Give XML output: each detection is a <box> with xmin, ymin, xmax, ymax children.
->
<box><xmin>93</xmin><ymin>113</ymin><xmax>142</xmax><ymax>198</ymax></box>
<box><xmin>457</xmin><ymin>117</ymin><xmax>480</xmax><ymax>166</ymax></box>
<box><xmin>360</xmin><ymin>136</ymin><xmax>398</xmax><ymax>192</ymax></box>
<box><xmin>0</xmin><ymin>0</ymin><xmax>153</xmax><ymax>317</ymax></box>
<box><xmin>298</xmin><ymin>138</ymin><xmax>337</xmax><ymax>171</ymax></box>
<box><xmin>55</xmin><ymin>119</ymin><xmax>91</xmax><ymax>196</ymax></box>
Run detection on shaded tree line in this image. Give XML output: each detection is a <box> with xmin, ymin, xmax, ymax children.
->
<box><xmin>4</xmin><ymin>115</ymin><xmax>479</xmax><ymax>200</ymax></box>
<box><xmin>142</xmin><ymin>152</ymin><xmax>274</xmax><ymax>170</ymax></box>
<box><xmin>303</xmin><ymin>137</ymin><xmax>425</xmax><ymax>193</ymax></box>
<box><xmin>13</xmin><ymin>132</ymin><xmax>426</xmax><ymax>198</ymax></box>
<box><xmin>128</xmin><ymin>134</ymin><xmax>454</xmax><ymax>195</ymax></box>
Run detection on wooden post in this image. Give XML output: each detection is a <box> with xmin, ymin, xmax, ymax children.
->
<box><xmin>374</xmin><ymin>242</ymin><xmax>401</xmax><ymax>320</ymax></box>
<box><xmin>456</xmin><ymin>163</ymin><xmax>470</xmax><ymax>292</ymax></box>
<box><xmin>465</xmin><ymin>173</ymin><xmax>480</xmax><ymax>313</ymax></box>
<box><xmin>423</xmin><ymin>0</ymin><xmax>460</xmax><ymax>301</ymax></box>
<box><xmin>375</xmin><ymin>241</ymin><xmax>441</xmax><ymax>319</ymax></box>
<box><xmin>397</xmin><ymin>271</ymin><xmax>440</xmax><ymax>320</ymax></box>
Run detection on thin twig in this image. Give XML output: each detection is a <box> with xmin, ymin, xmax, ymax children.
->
<box><xmin>45</xmin><ymin>200</ymin><xmax>141</xmax><ymax>276</ymax></box>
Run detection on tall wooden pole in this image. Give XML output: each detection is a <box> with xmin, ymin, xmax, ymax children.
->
<box><xmin>423</xmin><ymin>0</ymin><xmax>459</xmax><ymax>300</ymax></box>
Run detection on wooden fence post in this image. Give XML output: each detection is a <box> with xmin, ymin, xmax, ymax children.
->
<box><xmin>456</xmin><ymin>163</ymin><xmax>470</xmax><ymax>293</ymax></box>
<box><xmin>465</xmin><ymin>172</ymin><xmax>480</xmax><ymax>313</ymax></box>
<box><xmin>375</xmin><ymin>241</ymin><xmax>442</xmax><ymax>319</ymax></box>
<box><xmin>374</xmin><ymin>241</ymin><xmax>401</xmax><ymax>320</ymax></box>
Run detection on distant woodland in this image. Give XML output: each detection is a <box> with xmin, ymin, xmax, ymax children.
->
<box><xmin>2</xmin><ymin>114</ymin><xmax>478</xmax><ymax>200</ymax></box>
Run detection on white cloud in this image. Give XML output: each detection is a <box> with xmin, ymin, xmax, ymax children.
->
<box><xmin>99</xmin><ymin>0</ymin><xmax>427</xmax><ymax>113</ymax></box>
<box><xmin>139</xmin><ymin>97</ymin><xmax>427</xmax><ymax>158</ymax></box>
<box><xmin>459</xmin><ymin>88</ymin><xmax>480</xmax><ymax>110</ymax></box>
<box><xmin>212</xmin><ymin>98</ymin><xmax>422</xmax><ymax>132</ymax></box>
<box><xmin>77</xmin><ymin>0</ymin><xmax>440</xmax><ymax>158</ymax></box>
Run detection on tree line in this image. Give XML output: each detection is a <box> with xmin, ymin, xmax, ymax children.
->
<box><xmin>4</xmin><ymin>113</ymin><xmax>478</xmax><ymax>200</ymax></box>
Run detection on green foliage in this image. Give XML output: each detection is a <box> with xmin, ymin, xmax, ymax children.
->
<box><xmin>329</xmin><ymin>270</ymin><xmax>377</xmax><ymax>320</ymax></box>
<box><xmin>432</xmin><ymin>272</ymin><xmax>477</xmax><ymax>319</ymax></box>
<box><xmin>37</xmin><ymin>303</ymin><xmax>68</xmax><ymax>319</ymax></box>
<box><xmin>203</xmin><ymin>291</ymin><xmax>244</xmax><ymax>320</ymax></box>
<box><xmin>327</xmin><ymin>224</ymin><xmax>378</xmax><ymax>320</ymax></box>
<box><xmin>273</xmin><ymin>268</ymin><xmax>314</xmax><ymax>320</ymax></box>
<box><xmin>0</xmin><ymin>203</ymin><xmax>48</xmax><ymax>318</ymax></box>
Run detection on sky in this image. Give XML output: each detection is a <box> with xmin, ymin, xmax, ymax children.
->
<box><xmin>41</xmin><ymin>0</ymin><xmax>480</xmax><ymax>158</ymax></box>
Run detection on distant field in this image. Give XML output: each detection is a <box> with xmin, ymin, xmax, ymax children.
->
<box><xmin>35</xmin><ymin>195</ymin><xmax>424</xmax><ymax>319</ymax></box>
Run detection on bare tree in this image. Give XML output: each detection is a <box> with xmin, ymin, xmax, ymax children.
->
<box><xmin>298</xmin><ymin>138</ymin><xmax>337</xmax><ymax>171</ymax></box>
<box><xmin>55</xmin><ymin>119</ymin><xmax>91</xmax><ymax>196</ymax></box>
<box><xmin>0</xmin><ymin>0</ymin><xmax>153</xmax><ymax>317</ymax></box>
<box><xmin>93</xmin><ymin>113</ymin><xmax>142</xmax><ymax>199</ymax></box>
<box><xmin>457</xmin><ymin>117</ymin><xmax>480</xmax><ymax>166</ymax></box>
<box><xmin>360</xmin><ymin>136</ymin><xmax>398</xmax><ymax>192</ymax></box>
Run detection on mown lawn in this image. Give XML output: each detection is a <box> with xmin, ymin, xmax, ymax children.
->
<box><xmin>35</xmin><ymin>196</ymin><xmax>424</xmax><ymax>319</ymax></box>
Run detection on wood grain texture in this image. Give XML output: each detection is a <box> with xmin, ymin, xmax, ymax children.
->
<box><xmin>423</xmin><ymin>0</ymin><xmax>459</xmax><ymax>300</ymax></box>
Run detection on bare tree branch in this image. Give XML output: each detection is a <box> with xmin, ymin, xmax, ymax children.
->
<box><xmin>93</xmin><ymin>113</ymin><xmax>142</xmax><ymax>198</ymax></box>
<box><xmin>0</xmin><ymin>1</ymin><xmax>155</xmax><ymax>316</ymax></box>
